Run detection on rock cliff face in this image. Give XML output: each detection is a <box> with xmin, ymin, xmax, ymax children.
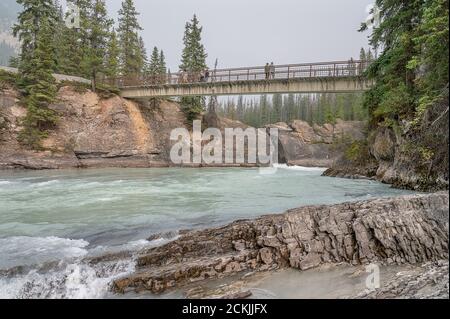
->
<box><xmin>325</xmin><ymin>98</ymin><xmax>449</xmax><ymax>191</ymax></box>
<box><xmin>269</xmin><ymin>120</ymin><xmax>366</xmax><ymax>167</ymax></box>
<box><xmin>0</xmin><ymin>87</ymin><xmax>188</xmax><ymax>169</ymax></box>
<box><xmin>0</xmin><ymin>86</ymin><xmax>366</xmax><ymax>169</ymax></box>
<box><xmin>112</xmin><ymin>192</ymin><xmax>448</xmax><ymax>295</ymax></box>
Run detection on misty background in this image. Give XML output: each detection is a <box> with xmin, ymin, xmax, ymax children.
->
<box><xmin>105</xmin><ymin>0</ymin><xmax>372</xmax><ymax>71</ymax></box>
<box><xmin>0</xmin><ymin>0</ymin><xmax>372</xmax><ymax>70</ymax></box>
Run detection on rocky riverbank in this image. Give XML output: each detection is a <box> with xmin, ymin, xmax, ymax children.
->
<box><xmin>1</xmin><ymin>85</ymin><xmax>365</xmax><ymax>170</ymax></box>
<box><xmin>324</xmin><ymin>98</ymin><xmax>449</xmax><ymax>192</ymax></box>
<box><xmin>110</xmin><ymin>192</ymin><xmax>448</xmax><ymax>298</ymax></box>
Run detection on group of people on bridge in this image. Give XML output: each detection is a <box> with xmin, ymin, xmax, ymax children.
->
<box><xmin>265</xmin><ymin>62</ymin><xmax>276</xmax><ymax>80</ymax></box>
<box><xmin>110</xmin><ymin>58</ymin><xmax>369</xmax><ymax>88</ymax></box>
<box><xmin>178</xmin><ymin>69</ymin><xmax>211</xmax><ymax>84</ymax></box>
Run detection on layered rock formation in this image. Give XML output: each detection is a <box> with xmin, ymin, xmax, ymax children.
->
<box><xmin>270</xmin><ymin>119</ymin><xmax>366</xmax><ymax>167</ymax></box>
<box><xmin>0</xmin><ymin>87</ymin><xmax>188</xmax><ymax>169</ymax></box>
<box><xmin>325</xmin><ymin>97</ymin><xmax>449</xmax><ymax>191</ymax></box>
<box><xmin>353</xmin><ymin>260</ymin><xmax>449</xmax><ymax>299</ymax></box>
<box><xmin>112</xmin><ymin>192</ymin><xmax>449</xmax><ymax>295</ymax></box>
<box><xmin>1</xmin><ymin>86</ymin><xmax>366</xmax><ymax>170</ymax></box>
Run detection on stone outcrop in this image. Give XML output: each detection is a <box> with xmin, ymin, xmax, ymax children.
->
<box><xmin>0</xmin><ymin>86</ymin><xmax>188</xmax><ymax>169</ymax></box>
<box><xmin>112</xmin><ymin>192</ymin><xmax>449</xmax><ymax>295</ymax></box>
<box><xmin>271</xmin><ymin>119</ymin><xmax>366</xmax><ymax>167</ymax></box>
<box><xmin>1</xmin><ymin>86</ymin><xmax>367</xmax><ymax>170</ymax></box>
<box><xmin>325</xmin><ymin>97</ymin><xmax>449</xmax><ymax>192</ymax></box>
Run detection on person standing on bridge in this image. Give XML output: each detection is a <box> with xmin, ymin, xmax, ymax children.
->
<box><xmin>270</xmin><ymin>62</ymin><xmax>275</xmax><ymax>79</ymax></box>
<box><xmin>265</xmin><ymin>63</ymin><xmax>270</xmax><ymax>80</ymax></box>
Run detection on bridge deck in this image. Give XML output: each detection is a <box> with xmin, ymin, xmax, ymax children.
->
<box><xmin>104</xmin><ymin>60</ymin><xmax>372</xmax><ymax>98</ymax></box>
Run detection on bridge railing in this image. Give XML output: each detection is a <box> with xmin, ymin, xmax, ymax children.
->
<box><xmin>103</xmin><ymin>60</ymin><xmax>370</xmax><ymax>88</ymax></box>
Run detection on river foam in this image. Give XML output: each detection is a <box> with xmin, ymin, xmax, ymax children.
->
<box><xmin>0</xmin><ymin>236</ymin><xmax>139</xmax><ymax>299</ymax></box>
<box><xmin>273</xmin><ymin>164</ymin><xmax>328</xmax><ymax>172</ymax></box>
<box><xmin>0</xmin><ymin>257</ymin><xmax>135</xmax><ymax>299</ymax></box>
<box><xmin>0</xmin><ymin>167</ymin><xmax>415</xmax><ymax>298</ymax></box>
<box><xmin>0</xmin><ymin>236</ymin><xmax>89</xmax><ymax>269</ymax></box>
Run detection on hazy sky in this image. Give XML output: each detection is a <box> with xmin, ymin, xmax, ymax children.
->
<box><xmin>105</xmin><ymin>0</ymin><xmax>372</xmax><ymax>71</ymax></box>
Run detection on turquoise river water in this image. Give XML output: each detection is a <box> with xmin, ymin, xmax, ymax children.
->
<box><xmin>0</xmin><ymin>166</ymin><xmax>414</xmax><ymax>298</ymax></box>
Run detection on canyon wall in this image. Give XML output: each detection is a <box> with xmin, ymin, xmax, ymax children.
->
<box><xmin>1</xmin><ymin>86</ymin><xmax>365</xmax><ymax>170</ymax></box>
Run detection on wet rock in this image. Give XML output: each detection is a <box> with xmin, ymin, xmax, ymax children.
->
<box><xmin>299</xmin><ymin>253</ymin><xmax>322</xmax><ymax>270</ymax></box>
<box><xmin>259</xmin><ymin>248</ymin><xmax>274</xmax><ymax>265</ymax></box>
<box><xmin>185</xmin><ymin>282</ymin><xmax>253</xmax><ymax>299</ymax></box>
<box><xmin>112</xmin><ymin>192</ymin><xmax>449</xmax><ymax>295</ymax></box>
<box><xmin>276</xmin><ymin>119</ymin><xmax>366</xmax><ymax>167</ymax></box>
<box><xmin>148</xmin><ymin>231</ymin><xmax>181</xmax><ymax>242</ymax></box>
<box><xmin>352</xmin><ymin>260</ymin><xmax>449</xmax><ymax>299</ymax></box>
<box><xmin>220</xmin><ymin>290</ymin><xmax>252</xmax><ymax>299</ymax></box>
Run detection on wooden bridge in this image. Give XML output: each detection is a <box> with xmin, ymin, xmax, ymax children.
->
<box><xmin>105</xmin><ymin>60</ymin><xmax>373</xmax><ymax>99</ymax></box>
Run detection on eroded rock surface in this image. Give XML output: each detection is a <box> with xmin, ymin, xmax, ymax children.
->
<box><xmin>113</xmin><ymin>192</ymin><xmax>449</xmax><ymax>295</ymax></box>
<box><xmin>271</xmin><ymin>119</ymin><xmax>366</xmax><ymax>167</ymax></box>
<box><xmin>324</xmin><ymin>98</ymin><xmax>449</xmax><ymax>192</ymax></box>
<box><xmin>0</xmin><ymin>87</ymin><xmax>187</xmax><ymax>169</ymax></box>
<box><xmin>353</xmin><ymin>260</ymin><xmax>449</xmax><ymax>299</ymax></box>
<box><xmin>1</xmin><ymin>86</ymin><xmax>366</xmax><ymax>169</ymax></box>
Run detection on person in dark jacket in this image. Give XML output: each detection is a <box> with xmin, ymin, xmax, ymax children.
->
<box><xmin>265</xmin><ymin>63</ymin><xmax>270</xmax><ymax>80</ymax></box>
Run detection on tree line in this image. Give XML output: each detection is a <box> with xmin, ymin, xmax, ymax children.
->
<box><xmin>361</xmin><ymin>0</ymin><xmax>448</xmax><ymax>128</ymax></box>
<box><xmin>352</xmin><ymin>0</ymin><xmax>449</xmax><ymax>175</ymax></box>
<box><xmin>217</xmin><ymin>93</ymin><xmax>366</xmax><ymax>128</ymax></box>
<box><xmin>217</xmin><ymin>47</ymin><xmax>374</xmax><ymax>127</ymax></box>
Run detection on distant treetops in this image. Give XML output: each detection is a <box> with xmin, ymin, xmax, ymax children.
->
<box><xmin>12</xmin><ymin>0</ymin><xmax>206</xmax><ymax>148</ymax></box>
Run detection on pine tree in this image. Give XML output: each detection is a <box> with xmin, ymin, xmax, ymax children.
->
<box><xmin>56</xmin><ymin>22</ymin><xmax>82</xmax><ymax>75</ymax></box>
<box><xmin>360</xmin><ymin>0</ymin><xmax>423</xmax><ymax>125</ymax></box>
<box><xmin>259</xmin><ymin>95</ymin><xmax>269</xmax><ymax>126</ymax></box>
<box><xmin>13</xmin><ymin>0</ymin><xmax>59</xmax><ymax>93</ymax></box>
<box><xmin>179</xmin><ymin>15</ymin><xmax>208</xmax><ymax>72</ymax></box>
<box><xmin>85</xmin><ymin>0</ymin><xmax>112</xmax><ymax>91</ymax></box>
<box><xmin>359</xmin><ymin>47</ymin><xmax>367</xmax><ymax>73</ymax></box>
<box><xmin>137</xmin><ymin>36</ymin><xmax>148</xmax><ymax>74</ymax></box>
<box><xmin>359</xmin><ymin>48</ymin><xmax>366</xmax><ymax>61</ymax></box>
<box><xmin>412</xmin><ymin>0</ymin><xmax>449</xmax><ymax>110</ymax></box>
<box><xmin>76</xmin><ymin>0</ymin><xmax>96</xmax><ymax>78</ymax></box>
<box><xmin>52</xmin><ymin>0</ymin><xmax>91</xmax><ymax>77</ymax></box>
<box><xmin>179</xmin><ymin>15</ymin><xmax>208</xmax><ymax>122</ymax></box>
<box><xmin>8</xmin><ymin>56</ymin><xmax>20</xmax><ymax>68</ymax></box>
<box><xmin>117</xmin><ymin>0</ymin><xmax>143</xmax><ymax>75</ymax></box>
<box><xmin>148</xmin><ymin>46</ymin><xmax>160</xmax><ymax>77</ymax></box>
<box><xmin>366</xmin><ymin>49</ymin><xmax>374</xmax><ymax>62</ymax></box>
<box><xmin>105</xmin><ymin>28</ymin><xmax>120</xmax><ymax>78</ymax></box>
<box><xmin>159</xmin><ymin>50</ymin><xmax>167</xmax><ymax>75</ymax></box>
<box><xmin>271</xmin><ymin>94</ymin><xmax>281</xmax><ymax>122</ymax></box>
<box><xmin>167</xmin><ymin>68</ymin><xmax>172</xmax><ymax>84</ymax></box>
<box><xmin>236</xmin><ymin>96</ymin><xmax>244</xmax><ymax>120</ymax></box>
<box><xmin>18</xmin><ymin>19</ymin><xmax>58</xmax><ymax>148</ymax></box>
<box><xmin>286</xmin><ymin>94</ymin><xmax>296</xmax><ymax>122</ymax></box>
